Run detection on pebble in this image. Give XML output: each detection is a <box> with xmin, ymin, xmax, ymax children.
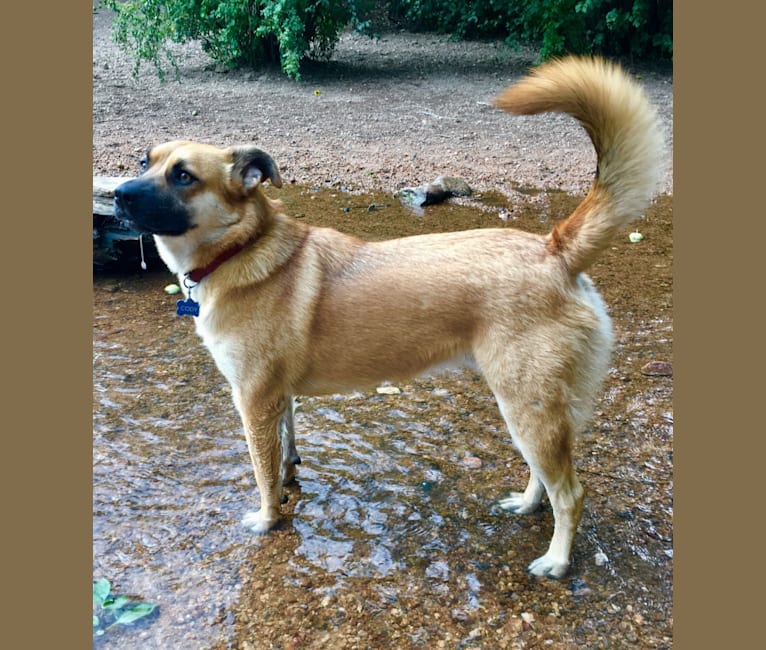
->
<box><xmin>461</xmin><ymin>454</ymin><xmax>483</xmax><ymax>469</ymax></box>
<box><xmin>451</xmin><ymin>608</ymin><xmax>469</xmax><ymax>621</ymax></box>
<box><xmin>641</xmin><ymin>361</ymin><xmax>673</xmax><ymax>376</ymax></box>
<box><xmin>376</xmin><ymin>385</ymin><xmax>401</xmax><ymax>395</ymax></box>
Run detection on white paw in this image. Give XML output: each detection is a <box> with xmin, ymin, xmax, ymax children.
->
<box><xmin>241</xmin><ymin>509</ymin><xmax>278</xmax><ymax>535</ymax></box>
<box><xmin>498</xmin><ymin>492</ymin><xmax>540</xmax><ymax>515</ymax></box>
<box><xmin>527</xmin><ymin>553</ymin><xmax>569</xmax><ymax>579</ymax></box>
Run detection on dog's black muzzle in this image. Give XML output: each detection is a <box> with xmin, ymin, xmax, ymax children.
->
<box><xmin>114</xmin><ymin>178</ymin><xmax>195</xmax><ymax>237</ymax></box>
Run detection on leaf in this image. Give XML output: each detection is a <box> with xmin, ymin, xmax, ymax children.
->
<box><xmin>103</xmin><ymin>595</ymin><xmax>130</xmax><ymax>611</ymax></box>
<box><xmin>93</xmin><ymin>578</ymin><xmax>111</xmax><ymax>606</ymax></box>
<box><xmin>113</xmin><ymin>602</ymin><xmax>157</xmax><ymax>625</ymax></box>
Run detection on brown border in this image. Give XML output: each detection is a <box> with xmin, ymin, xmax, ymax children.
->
<box><xmin>12</xmin><ymin>1</ymin><xmax>755</xmax><ymax>646</ymax></box>
<box><xmin>7</xmin><ymin>3</ymin><xmax>93</xmax><ymax>646</ymax></box>
<box><xmin>673</xmin><ymin>1</ymin><xmax>759</xmax><ymax>647</ymax></box>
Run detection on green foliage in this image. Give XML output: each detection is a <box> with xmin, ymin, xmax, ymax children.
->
<box><xmin>93</xmin><ymin>578</ymin><xmax>157</xmax><ymax>637</ymax></box>
<box><xmin>390</xmin><ymin>0</ymin><xmax>672</xmax><ymax>61</ymax></box>
<box><xmin>102</xmin><ymin>0</ymin><xmax>670</xmax><ymax>81</ymax></box>
<box><xmin>102</xmin><ymin>0</ymin><xmax>380</xmax><ymax>80</ymax></box>
<box><xmin>390</xmin><ymin>0</ymin><xmax>520</xmax><ymax>41</ymax></box>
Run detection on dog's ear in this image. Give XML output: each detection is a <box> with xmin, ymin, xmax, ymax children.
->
<box><xmin>230</xmin><ymin>146</ymin><xmax>283</xmax><ymax>191</ymax></box>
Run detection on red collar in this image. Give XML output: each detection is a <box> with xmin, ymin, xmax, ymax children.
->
<box><xmin>187</xmin><ymin>242</ymin><xmax>247</xmax><ymax>284</ymax></box>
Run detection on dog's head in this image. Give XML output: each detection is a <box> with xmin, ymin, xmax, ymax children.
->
<box><xmin>114</xmin><ymin>140</ymin><xmax>282</xmax><ymax>236</ymax></box>
<box><xmin>114</xmin><ymin>141</ymin><xmax>283</xmax><ymax>272</ymax></box>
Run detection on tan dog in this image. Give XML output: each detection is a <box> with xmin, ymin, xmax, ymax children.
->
<box><xmin>114</xmin><ymin>56</ymin><xmax>664</xmax><ymax>578</ymax></box>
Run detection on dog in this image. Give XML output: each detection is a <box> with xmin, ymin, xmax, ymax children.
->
<box><xmin>113</xmin><ymin>56</ymin><xmax>664</xmax><ymax>578</ymax></box>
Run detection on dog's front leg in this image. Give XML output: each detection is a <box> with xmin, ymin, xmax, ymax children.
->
<box><xmin>237</xmin><ymin>392</ymin><xmax>286</xmax><ymax>534</ymax></box>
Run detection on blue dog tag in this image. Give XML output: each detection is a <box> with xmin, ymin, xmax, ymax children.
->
<box><xmin>176</xmin><ymin>298</ymin><xmax>200</xmax><ymax>317</ymax></box>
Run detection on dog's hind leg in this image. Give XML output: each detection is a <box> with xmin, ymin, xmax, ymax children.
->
<box><xmin>498</xmin><ymin>471</ymin><xmax>545</xmax><ymax>515</ymax></box>
<box><xmin>493</xmin><ymin>392</ymin><xmax>585</xmax><ymax>579</ymax></box>
<box><xmin>280</xmin><ymin>396</ymin><xmax>301</xmax><ymax>485</ymax></box>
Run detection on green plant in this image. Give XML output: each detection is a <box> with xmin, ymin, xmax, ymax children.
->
<box><xmin>101</xmin><ymin>0</ymin><xmax>381</xmax><ymax>80</ymax></box>
<box><xmin>93</xmin><ymin>578</ymin><xmax>157</xmax><ymax>636</ymax></box>
<box><xmin>389</xmin><ymin>0</ymin><xmax>672</xmax><ymax>61</ymax></box>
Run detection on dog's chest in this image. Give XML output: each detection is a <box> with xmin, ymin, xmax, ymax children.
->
<box><xmin>193</xmin><ymin>316</ymin><xmax>240</xmax><ymax>385</ymax></box>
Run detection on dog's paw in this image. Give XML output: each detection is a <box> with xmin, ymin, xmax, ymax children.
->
<box><xmin>281</xmin><ymin>454</ymin><xmax>301</xmax><ymax>486</ymax></box>
<box><xmin>241</xmin><ymin>510</ymin><xmax>279</xmax><ymax>535</ymax></box>
<box><xmin>498</xmin><ymin>492</ymin><xmax>540</xmax><ymax>515</ymax></box>
<box><xmin>527</xmin><ymin>553</ymin><xmax>570</xmax><ymax>579</ymax></box>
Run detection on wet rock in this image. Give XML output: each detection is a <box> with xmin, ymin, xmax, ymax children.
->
<box><xmin>640</xmin><ymin>361</ymin><xmax>673</xmax><ymax>376</ymax></box>
<box><xmin>569</xmin><ymin>577</ymin><xmax>592</xmax><ymax>597</ymax></box>
<box><xmin>426</xmin><ymin>560</ymin><xmax>450</xmax><ymax>581</ymax></box>
<box><xmin>451</xmin><ymin>608</ymin><xmax>469</xmax><ymax>622</ymax></box>
<box><xmin>397</xmin><ymin>175</ymin><xmax>472</xmax><ymax>207</ymax></box>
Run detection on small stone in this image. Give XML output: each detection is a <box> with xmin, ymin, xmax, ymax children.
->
<box><xmin>376</xmin><ymin>385</ymin><xmax>401</xmax><ymax>395</ymax></box>
<box><xmin>641</xmin><ymin>361</ymin><xmax>673</xmax><ymax>377</ymax></box>
<box><xmin>451</xmin><ymin>608</ymin><xmax>469</xmax><ymax>622</ymax></box>
<box><xmin>164</xmin><ymin>283</ymin><xmax>181</xmax><ymax>295</ymax></box>
<box><xmin>594</xmin><ymin>551</ymin><xmax>609</xmax><ymax>566</ymax></box>
<box><xmin>569</xmin><ymin>577</ymin><xmax>592</xmax><ymax>597</ymax></box>
<box><xmin>504</xmin><ymin>616</ymin><xmax>524</xmax><ymax>635</ymax></box>
<box><xmin>461</xmin><ymin>454</ymin><xmax>483</xmax><ymax>469</ymax></box>
<box><xmin>628</xmin><ymin>231</ymin><xmax>644</xmax><ymax>243</ymax></box>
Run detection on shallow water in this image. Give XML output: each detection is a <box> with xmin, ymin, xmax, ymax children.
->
<box><xmin>93</xmin><ymin>186</ymin><xmax>673</xmax><ymax>648</ymax></box>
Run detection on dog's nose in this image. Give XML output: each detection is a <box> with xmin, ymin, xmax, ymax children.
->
<box><xmin>113</xmin><ymin>183</ymin><xmax>132</xmax><ymax>209</ymax></box>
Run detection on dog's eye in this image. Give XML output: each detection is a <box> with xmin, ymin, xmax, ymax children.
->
<box><xmin>172</xmin><ymin>168</ymin><xmax>196</xmax><ymax>186</ymax></box>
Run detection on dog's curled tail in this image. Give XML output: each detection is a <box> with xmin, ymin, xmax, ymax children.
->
<box><xmin>493</xmin><ymin>56</ymin><xmax>665</xmax><ymax>275</ymax></box>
